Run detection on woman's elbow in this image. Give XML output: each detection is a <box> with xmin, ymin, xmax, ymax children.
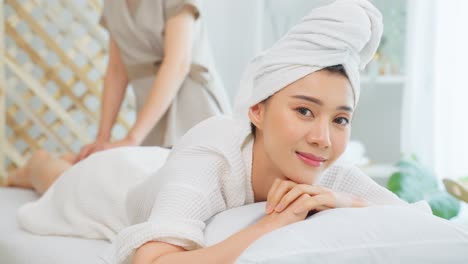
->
<box><xmin>105</xmin><ymin>64</ymin><xmax>128</xmax><ymax>83</ymax></box>
<box><xmin>162</xmin><ymin>56</ymin><xmax>191</xmax><ymax>79</ymax></box>
<box><xmin>132</xmin><ymin>241</ymin><xmax>186</xmax><ymax>264</ymax></box>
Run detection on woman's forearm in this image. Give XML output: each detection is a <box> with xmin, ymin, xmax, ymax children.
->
<box><xmin>97</xmin><ymin>39</ymin><xmax>129</xmax><ymax>142</ymax></box>
<box><xmin>136</xmin><ymin>195</ymin><xmax>309</xmax><ymax>264</ymax></box>
<box><xmin>153</xmin><ymin>218</ymin><xmax>278</xmax><ymax>264</ymax></box>
<box><xmin>127</xmin><ymin>61</ymin><xmax>188</xmax><ymax>144</ymax></box>
<box><xmin>98</xmin><ymin>68</ymin><xmax>128</xmax><ymax>141</ymax></box>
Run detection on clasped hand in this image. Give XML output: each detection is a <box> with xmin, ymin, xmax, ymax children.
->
<box><xmin>262</xmin><ymin>178</ymin><xmax>370</xmax><ymax>228</ymax></box>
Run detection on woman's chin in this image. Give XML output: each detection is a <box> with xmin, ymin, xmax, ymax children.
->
<box><xmin>287</xmin><ymin>171</ymin><xmax>320</xmax><ymax>185</ymax></box>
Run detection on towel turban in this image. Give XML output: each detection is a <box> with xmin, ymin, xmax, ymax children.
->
<box><xmin>234</xmin><ymin>0</ymin><xmax>383</xmax><ymax>119</ymax></box>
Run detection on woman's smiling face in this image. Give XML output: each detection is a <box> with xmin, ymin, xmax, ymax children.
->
<box><xmin>249</xmin><ymin>69</ymin><xmax>354</xmax><ymax>184</ymax></box>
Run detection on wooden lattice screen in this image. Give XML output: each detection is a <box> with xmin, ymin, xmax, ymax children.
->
<box><xmin>1</xmin><ymin>0</ymin><xmax>6</xmax><ymax>178</ymax></box>
<box><xmin>0</xmin><ymin>0</ymin><xmax>136</xmax><ymax>177</ymax></box>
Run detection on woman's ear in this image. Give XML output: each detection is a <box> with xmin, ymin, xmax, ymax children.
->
<box><xmin>248</xmin><ymin>103</ymin><xmax>265</xmax><ymax>130</ymax></box>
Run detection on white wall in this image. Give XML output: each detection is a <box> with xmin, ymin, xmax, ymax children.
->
<box><xmin>203</xmin><ymin>0</ymin><xmax>264</xmax><ymax>101</ymax></box>
<box><xmin>352</xmin><ymin>83</ymin><xmax>403</xmax><ymax>163</ymax></box>
<box><xmin>401</xmin><ymin>0</ymin><xmax>435</xmax><ymax>168</ymax></box>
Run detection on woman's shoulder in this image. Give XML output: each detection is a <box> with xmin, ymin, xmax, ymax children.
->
<box><xmin>172</xmin><ymin>116</ymin><xmax>251</xmax><ymax>152</ymax></box>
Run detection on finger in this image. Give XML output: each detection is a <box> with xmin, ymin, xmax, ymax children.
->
<box><xmin>92</xmin><ymin>142</ymin><xmax>111</xmax><ymax>154</ymax></box>
<box><xmin>267</xmin><ymin>180</ymin><xmax>296</xmax><ymax>214</ymax></box>
<box><xmin>78</xmin><ymin>151</ymin><xmax>88</xmax><ymax>161</ymax></box>
<box><xmin>275</xmin><ymin>185</ymin><xmax>329</xmax><ymax>212</ymax></box>
<box><xmin>274</xmin><ymin>185</ymin><xmax>306</xmax><ymax>212</ymax></box>
<box><xmin>77</xmin><ymin>146</ymin><xmax>89</xmax><ymax>161</ymax></box>
<box><xmin>310</xmin><ymin>185</ymin><xmax>332</xmax><ymax>195</ymax></box>
<box><xmin>266</xmin><ymin>179</ymin><xmax>281</xmax><ymax>202</ymax></box>
<box><xmin>315</xmin><ymin>205</ymin><xmax>331</xmax><ymax>211</ymax></box>
<box><xmin>289</xmin><ymin>193</ymin><xmax>312</xmax><ymax>217</ymax></box>
<box><xmin>86</xmin><ymin>148</ymin><xmax>98</xmax><ymax>158</ymax></box>
<box><xmin>334</xmin><ymin>193</ymin><xmax>370</xmax><ymax>208</ymax></box>
<box><xmin>294</xmin><ymin>194</ymin><xmax>334</xmax><ymax>214</ymax></box>
<box><xmin>80</xmin><ymin>145</ymin><xmax>96</xmax><ymax>161</ymax></box>
<box><xmin>265</xmin><ymin>179</ymin><xmax>283</xmax><ymax>213</ymax></box>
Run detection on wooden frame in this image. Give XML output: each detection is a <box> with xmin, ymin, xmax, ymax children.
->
<box><xmin>2</xmin><ymin>0</ymin><xmax>135</xmax><ymax>172</ymax></box>
<box><xmin>1</xmin><ymin>0</ymin><xmax>6</xmax><ymax>178</ymax></box>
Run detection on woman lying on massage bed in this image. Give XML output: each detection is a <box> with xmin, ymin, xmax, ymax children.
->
<box><xmin>7</xmin><ymin>1</ymin><xmax>414</xmax><ymax>263</ymax></box>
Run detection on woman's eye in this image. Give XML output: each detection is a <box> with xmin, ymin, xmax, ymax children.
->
<box><xmin>335</xmin><ymin>117</ymin><xmax>350</xmax><ymax>126</ymax></box>
<box><xmin>296</xmin><ymin>107</ymin><xmax>313</xmax><ymax>117</ymax></box>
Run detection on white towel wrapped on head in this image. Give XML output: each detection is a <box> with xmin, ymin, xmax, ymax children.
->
<box><xmin>234</xmin><ymin>0</ymin><xmax>383</xmax><ymax>120</ymax></box>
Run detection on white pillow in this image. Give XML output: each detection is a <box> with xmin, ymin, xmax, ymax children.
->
<box><xmin>205</xmin><ymin>202</ymin><xmax>468</xmax><ymax>264</ymax></box>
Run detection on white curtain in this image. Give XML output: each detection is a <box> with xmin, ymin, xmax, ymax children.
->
<box><xmin>401</xmin><ymin>0</ymin><xmax>436</xmax><ymax>169</ymax></box>
<box><xmin>433</xmin><ymin>0</ymin><xmax>468</xmax><ymax>179</ymax></box>
<box><xmin>402</xmin><ymin>0</ymin><xmax>468</xmax><ymax>179</ymax></box>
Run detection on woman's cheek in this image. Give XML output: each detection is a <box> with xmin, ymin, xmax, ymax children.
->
<box><xmin>276</xmin><ymin>111</ymin><xmax>298</xmax><ymax>136</ymax></box>
<box><xmin>331</xmin><ymin>130</ymin><xmax>349</xmax><ymax>158</ymax></box>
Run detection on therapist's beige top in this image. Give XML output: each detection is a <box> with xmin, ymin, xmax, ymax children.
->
<box><xmin>101</xmin><ymin>0</ymin><xmax>230</xmax><ymax>147</ymax></box>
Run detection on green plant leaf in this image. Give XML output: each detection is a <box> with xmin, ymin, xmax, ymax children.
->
<box><xmin>387</xmin><ymin>156</ymin><xmax>460</xmax><ymax>220</ymax></box>
<box><xmin>427</xmin><ymin>192</ymin><xmax>461</xmax><ymax>219</ymax></box>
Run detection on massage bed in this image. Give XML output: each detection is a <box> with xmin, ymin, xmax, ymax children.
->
<box><xmin>0</xmin><ymin>187</ymin><xmax>109</xmax><ymax>263</ymax></box>
<box><xmin>2</xmin><ymin>186</ymin><xmax>468</xmax><ymax>264</ymax></box>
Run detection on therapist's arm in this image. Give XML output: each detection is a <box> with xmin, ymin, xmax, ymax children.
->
<box><xmin>123</xmin><ymin>6</ymin><xmax>196</xmax><ymax>145</ymax></box>
<box><xmin>77</xmin><ymin>38</ymin><xmax>129</xmax><ymax>161</ymax></box>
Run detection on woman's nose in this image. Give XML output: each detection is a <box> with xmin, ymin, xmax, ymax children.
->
<box><xmin>306</xmin><ymin>118</ymin><xmax>331</xmax><ymax>149</ymax></box>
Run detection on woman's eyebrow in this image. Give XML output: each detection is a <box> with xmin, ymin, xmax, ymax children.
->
<box><xmin>292</xmin><ymin>95</ymin><xmax>323</xmax><ymax>105</ymax></box>
<box><xmin>291</xmin><ymin>95</ymin><xmax>353</xmax><ymax>112</ymax></box>
<box><xmin>337</xmin><ymin>105</ymin><xmax>353</xmax><ymax>112</ymax></box>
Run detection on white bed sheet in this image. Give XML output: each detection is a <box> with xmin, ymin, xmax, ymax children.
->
<box><xmin>3</xmin><ymin>186</ymin><xmax>468</xmax><ymax>264</ymax></box>
<box><xmin>0</xmin><ymin>187</ymin><xmax>109</xmax><ymax>264</ymax></box>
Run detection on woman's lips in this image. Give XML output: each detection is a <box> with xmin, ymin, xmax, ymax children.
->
<box><xmin>296</xmin><ymin>151</ymin><xmax>326</xmax><ymax>167</ymax></box>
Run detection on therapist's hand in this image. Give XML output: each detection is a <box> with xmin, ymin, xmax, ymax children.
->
<box><xmin>78</xmin><ymin>136</ymin><xmax>139</xmax><ymax>162</ymax></box>
<box><xmin>77</xmin><ymin>140</ymin><xmax>111</xmax><ymax>161</ymax></box>
<box><xmin>105</xmin><ymin>136</ymin><xmax>139</xmax><ymax>149</ymax></box>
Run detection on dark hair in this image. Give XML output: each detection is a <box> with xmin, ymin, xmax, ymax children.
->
<box><xmin>250</xmin><ymin>64</ymin><xmax>348</xmax><ymax>136</ymax></box>
<box><xmin>323</xmin><ymin>64</ymin><xmax>348</xmax><ymax>78</ymax></box>
<box><xmin>251</xmin><ymin>122</ymin><xmax>257</xmax><ymax>136</ymax></box>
